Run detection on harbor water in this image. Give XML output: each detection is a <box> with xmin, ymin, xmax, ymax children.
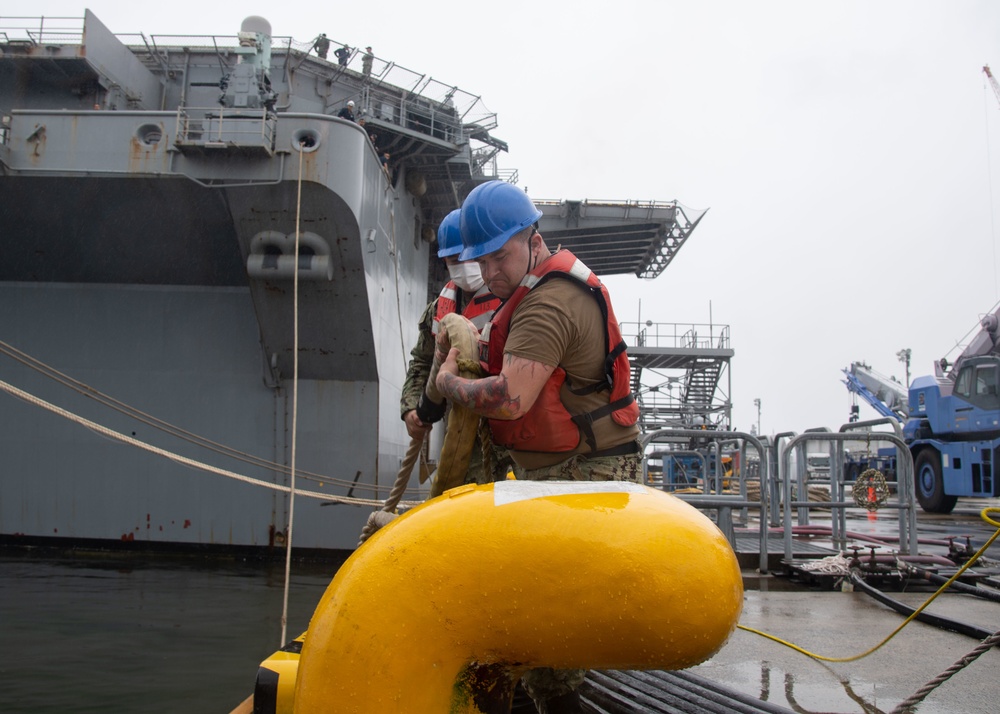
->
<box><xmin>0</xmin><ymin>551</ymin><xmax>340</xmax><ymax>713</ymax></box>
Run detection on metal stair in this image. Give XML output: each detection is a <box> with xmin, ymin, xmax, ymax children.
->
<box><xmin>622</xmin><ymin>322</ymin><xmax>733</xmax><ymax>431</ymax></box>
<box><xmin>682</xmin><ymin>357</ymin><xmax>724</xmax><ymax>410</ymax></box>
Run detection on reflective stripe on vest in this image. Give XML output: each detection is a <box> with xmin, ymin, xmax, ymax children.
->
<box><xmin>432</xmin><ymin>282</ymin><xmax>501</xmax><ymax>335</ymax></box>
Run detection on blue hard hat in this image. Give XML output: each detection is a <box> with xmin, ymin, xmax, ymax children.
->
<box><xmin>436</xmin><ymin>209</ymin><xmax>463</xmax><ymax>258</ymax></box>
<box><xmin>459</xmin><ymin>181</ymin><xmax>543</xmax><ymax>261</ymax></box>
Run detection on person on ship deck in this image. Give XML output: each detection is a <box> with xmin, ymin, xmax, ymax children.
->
<box><xmin>337</xmin><ymin>100</ymin><xmax>355</xmax><ymax>122</ymax></box>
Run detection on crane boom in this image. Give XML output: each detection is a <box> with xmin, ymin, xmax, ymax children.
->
<box><xmin>984</xmin><ymin>65</ymin><xmax>1000</xmax><ymax>109</ymax></box>
<box><xmin>941</xmin><ymin>300</ymin><xmax>1000</xmax><ymax>379</ymax></box>
<box><xmin>841</xmin><ymin>362</ymin><xmax>908</xmax><ymax>421</ymax></box>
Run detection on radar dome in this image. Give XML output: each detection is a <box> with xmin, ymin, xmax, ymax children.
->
<box><xmin>240</xmin><ymin>16</ymin><xmax>272</xmax><ymax>36</ymax></box>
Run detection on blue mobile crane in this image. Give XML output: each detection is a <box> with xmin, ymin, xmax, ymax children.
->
<box><xmin>845</xmin><ymin>303</ymin><xmax>1000</xmax><ymax>513</ymax></box>
<box><xmin>905</xmin><ymin>304</ymin><xmax>1000</xmax><ymax>513</ymax></box>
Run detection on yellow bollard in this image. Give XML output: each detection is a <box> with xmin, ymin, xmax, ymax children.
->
<box><xmin>293</xmin><ymin>481</ymin><xmax>743</xmax><ymax>712</ymax></box>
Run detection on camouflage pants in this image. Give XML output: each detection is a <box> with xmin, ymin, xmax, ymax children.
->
<box><xmin>452</xmin><ymin>430</ymin><xmax>519</xmax><ymax>487</ymax></box>
<box><xmin>519</xmin><ymin>445</ymin><xmax>642</xmax><ymax>710</ymax></box>
<box><xmin>463</xmin><ymin>434</ymin><xmax>492</xmax><ymax>485</ymax></box>
<box><xmin>522</xmin><ymin>448</ymin><xmax>642</xmax><ymax>483</ymax></box>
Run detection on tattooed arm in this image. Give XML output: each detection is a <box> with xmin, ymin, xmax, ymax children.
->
<box><xmin>435</xmin><ymin>346</ymin><xmax>555</xmax><ymax>420</ymax></box>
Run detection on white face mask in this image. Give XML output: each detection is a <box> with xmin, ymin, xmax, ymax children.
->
<box><xmin>448</xmin><ymin>261</ymin><xmax>485</xmax><ymax>292</ymax></box>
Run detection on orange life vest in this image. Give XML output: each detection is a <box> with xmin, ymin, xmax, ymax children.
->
<box><xmin>478</xmin><ymin>250</ymin><xmax>638</xmax><ymax>453</ymax></box>
<box><xmin>432</xmin><ymin>282</ymin><xmax>500</xmax><ymax>335</ymax></box>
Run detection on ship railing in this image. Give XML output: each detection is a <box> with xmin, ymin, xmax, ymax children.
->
<box><xmin>622</xmin><ymin>322</ymin><xmax>730</xmax><ymax>351</ymax></box>
<box><xmin>349</xmin><ymin>58</ymin><xmax>498</xmax><ymax>130</ymax></box>
<box><xmin>117</xmin><ymin>30</ymin><xmax>500</xmax><ymax>134</ymax></box>
<box><xmin>470</xmin><ymin>146</ymin><xmax>502</xmax><ymax>176</ymax></box>
<box><xmin>635</xmin><ymin>398</ymin><xmax>730</xmax><ymax>434</ymax></box>
<box><xmin>174</xmin><ymin>107</ymin><xmax>277</xmax><ymax>155</ymax></box>
<box><xmin>533</xmin><ymin>198</ymin><xmax>681</xmax><ymax>219</ymax></box>
<box><xmin>466</xmin><ymin>152</ymin><xmax>519</xmax><ymax>184</ymax></box>
<box><xmin>636</xmin><ymin>389</ymin><xmax>721</xmax><ymax>414</ymax></box>
<box><xmin>0</xmin><ymin>15</ymin><xmax>84</xmax><ymax>46</ymax></box>
<box><xmin>362</xmin><ymin>85</ymin><xmax>465</xmax><ymax>145</ymax></box>
<box><xmin>495</xmin><ymin>168</ymin><xmax>519</xmax><ymax>185</ymax></box>
<box><xmin>2</xmin><ymin>16</ymin><xmax>499</xmax><ymax>151</ymax></box>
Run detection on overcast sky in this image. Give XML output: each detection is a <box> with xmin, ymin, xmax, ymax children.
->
<box><xmin>27</xmin><ymin>1</ymin><xmax>1000</xmax><ymax>435</ymax></box>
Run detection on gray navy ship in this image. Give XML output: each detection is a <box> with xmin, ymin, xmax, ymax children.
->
<box><xmin>0</xmin><ymin>12</ymin><xmax>705</xmax><ymax>555</ymax></box>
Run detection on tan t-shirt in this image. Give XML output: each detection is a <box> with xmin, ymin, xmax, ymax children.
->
<box><xmin>502</xmin><ymin>276</ymin><xmax>639</xmax><ymax>470</ymax></box>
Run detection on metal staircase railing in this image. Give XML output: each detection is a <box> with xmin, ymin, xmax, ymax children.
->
<box><xmin>622</xmin><ymin>321</ymin><xmax>733</xmax><ymax>430</ymax></box>
<box><xmin>682</xmin><ymin>357</ymin><xmax>724</xmax><ymax>407</ymax></box>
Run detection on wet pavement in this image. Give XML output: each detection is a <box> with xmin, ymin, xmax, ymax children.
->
<box><xmin>689</xmin><ymin>586</ymin><xmax>1000</xmax><ymax>713</ymax></box>
<box><xmin>684</xmin><ymin>498</ymin><xmax>1000</xmax><ymax>713</ymax></box>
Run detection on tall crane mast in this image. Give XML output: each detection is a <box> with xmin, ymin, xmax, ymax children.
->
<box><xmin>984</xmin><ymin>65</ymin><xmax>1000</xmax><ymax>109</ymax></box>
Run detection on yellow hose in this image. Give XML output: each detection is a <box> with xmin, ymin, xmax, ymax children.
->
<box><xmin>293</xmin><ymin>481</ymin><xmax>744</xmax><ymax>712</ymax></box>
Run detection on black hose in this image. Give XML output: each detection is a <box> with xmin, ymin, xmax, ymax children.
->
<box><xmin>904</xmin><ymin>563</ymin><xmax>1000</xmax><ymax>604</ymax></box>
<box><xmin>851</xmin><ymin>573</ymin><xmax>997</xmax><ymax>642</ymax></box>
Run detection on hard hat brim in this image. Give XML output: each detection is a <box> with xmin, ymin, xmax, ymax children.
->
<box><xmin>458</xmin><ymin>212</ymin><xmax>541</xmax><ymax>261</ymax></box>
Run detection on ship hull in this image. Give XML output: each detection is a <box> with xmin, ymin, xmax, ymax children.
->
<box><xmin>0</xmin><ymin>79</ymin><xmax>430</xmax><ymax>554</ymax></box>
<box><xmin>0</xmin><ymin>279</ymin><xmax>392</xmax><ymax>553</ymax></box>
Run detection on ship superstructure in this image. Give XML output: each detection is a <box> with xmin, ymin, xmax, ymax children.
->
<box><xmin>0</xmin><ymin>12</ymin><xmax>707</xmax><ymax>553</ymax></box>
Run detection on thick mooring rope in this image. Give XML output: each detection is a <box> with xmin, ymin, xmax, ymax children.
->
<box><xmin>889</xmin><ymin>507</ymin><xmax>1000</xmax><ymax>712</ymax></box>
<box><xmin>0</xmin><ymin>378</ymin><xmax>420</xmax><ymax>509</ymax></box>
<box><xmin>0</xmin><ymin>339</ymin><xmax>370</xmax><ymax>492</ymax></box>
<box><xmin>890</xmin><ymin>629</ymin><xmax>1000</xmax><ymax>713</ymax></box>
<box><xmin>356</xmin><ymin>436</ymin><xmax>422</xmax><ymax>546</ymax></box>
<box><xmin>280</xmin><ymin>142</ymin><xmax>307</xmax><ymax>644</ymax></box>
